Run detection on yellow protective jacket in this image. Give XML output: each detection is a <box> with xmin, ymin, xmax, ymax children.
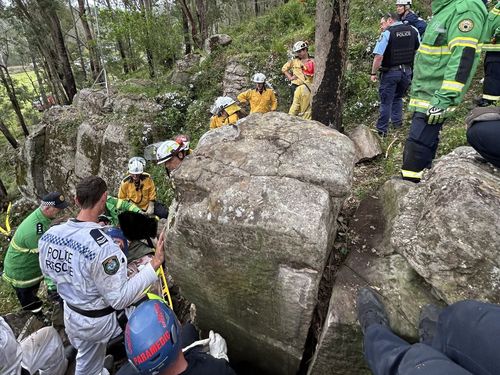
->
<box><xmin>209</xmin><ymin>113</ymin><xmax>239</xmax><ymax>129</ymax></box>
<box><xmin>118</xmin><ymin>173</ymin><xmax>156</xmax><ymax>211</ymax></box>
<box><xmin>289</xmin><ymin>81</ymin><xmax>312</xmax><ymax>119</ymax></box>
<box><xmin>282</xmin><ymin>58</ymin><xmax>307</xmax><ymax>86</ymax></box>
<box><xmin>237</xmin><ymin>88</ymin><xmax>277</xmax><ymax>113</ymax></box>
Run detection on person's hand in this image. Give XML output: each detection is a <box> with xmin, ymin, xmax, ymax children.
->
<box><xmin>370</xmin><ymin>74</ymin><xmax>378</xmax><ymax>83</ymax></box>
<box><xmin>146</xmin><ymin>202</ymin><xmax>154</xmax><ymax>215</ymax></box>
<box><xmin>151</xmin><ymin>231</ymin><xmax>165</xmax><ymax>270</ymax></box>
<box><xmin>426</xmin><ymin>106</ymin><xmax>446</xmax><ymax>125</ymax></box>
<box><xmin>208</xmin><ymin>330</ymin><xmax>229</xmax><ymax>361</ymax></box>
<box><xmin>289</xmin><ymin>75</ymin><xmax>298</xmax><ymax>81</ymax></box>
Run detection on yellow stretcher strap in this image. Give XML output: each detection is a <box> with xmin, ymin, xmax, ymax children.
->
<box><xmin>142</xmin><ymin>265</ymin><xmax>173</xmax><ymax>309</ymax></box>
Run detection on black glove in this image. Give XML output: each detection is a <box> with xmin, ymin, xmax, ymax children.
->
<box><xmin>426</xmin><ymin>107</ymin><xmax>446</xmax><ymax>125</ymax></box>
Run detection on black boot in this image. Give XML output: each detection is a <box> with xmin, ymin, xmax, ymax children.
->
<box><xmin>473</xmin><ymin>97</ymin><xmax>495</xmax><ymax>107</ymax></box>
<box><xmin>356</xmin><ymin>287</ymin><xmax>390</xmax><ymax>334</ymax></box>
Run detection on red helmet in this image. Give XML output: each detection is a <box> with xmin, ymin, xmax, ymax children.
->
<box><xmin>303</xmin><ymin>60</ymin><xmax>315</xmax><ymax>76</ymax></box>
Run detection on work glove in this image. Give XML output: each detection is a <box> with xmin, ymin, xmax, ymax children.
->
<box><xmin>146</xmin><ymin>201</ymin><xmax>155</xmax><ymax>215</ymax></box>
<box><xmin>208</xmin><ymin>330</ymin><xmax>229</xmax><ymax>362</ymax></box>
<box><xmin>426</xmin><ymin>107</ymin><xmax>446</xmax><ymax>125</ymax></box>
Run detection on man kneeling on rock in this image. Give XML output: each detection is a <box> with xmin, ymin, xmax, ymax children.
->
<box><xmin>357</xmin><ymin>287</ymin><xmax>500</xmax><ymax>375</ymax></box>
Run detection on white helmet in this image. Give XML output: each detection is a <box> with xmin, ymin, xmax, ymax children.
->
<box><xmin>210</xmin><ymin>96</ymin><xmax>236</xmax><ymax>115</ymax></box>
<box><xmin>292</xmin><ymin>41</ymin><xmax>308</xmax><ymax>53</ymax></box>
<box><xmin>128</xmin><ymin>157</ymin><xmax>146</xmax><ymax>174</ymax></box>
<box><xmin>252</xmin><ymin>73</ymin><xmax>266</xmax><ymax>83</ymax></box>
<box><xmin>396</xmin><ymin>0</ymin><xmax>411</xmax><ymax>5</ymax></box>
<box><xmin>156</xmin><ymin>139</ymin><xmax>190</xmax><ymax>165</ymax></box>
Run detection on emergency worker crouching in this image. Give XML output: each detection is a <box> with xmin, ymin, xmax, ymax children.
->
<box><xmin>370</xmin><ymin>12</ymin><xmax>419</xmax><ymax>136</ymax></box>
<box><xmin>209</xmin><ymin>97</ymin><xmax>242</xmax><ymax>129</ymax></box>
<box><xmin>38</xmin><ymin>176</ymin><xmax>165</xmax><ymax>375</ymax></box>
<box><xmin>116</xmin><ymin>300</ymin><xmax>236</xmax><ymax>375</ymax></box>
<box><xmin>118</xmin><ymin>156</ymin><xmax>168</xmax><ymax>219</ymax></box>
<box><xmin>237</xmin><ymin>73</ymin><xmax>277</xmax><ymax>113</ymax></box>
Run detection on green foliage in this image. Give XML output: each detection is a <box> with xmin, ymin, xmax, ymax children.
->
<box><xmin>146</xmin><ymin>164</ymin><xmax>175</xmax><ymax>207</ymax></box>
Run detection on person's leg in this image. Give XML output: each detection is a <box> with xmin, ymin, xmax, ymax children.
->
<box><xmin>482</xmin><ymin>51</ymin><xmax>500</xmax><ymax>104</ymax></box>
<box><xmin>20</xmin><ymin>326</ymin><xmax>68</xmax><ymax>375</ymax></box>
<box><xmin>364</xmin><ymin>324</ymin><xmax>473</xmax><ymax>375</ymax></box>
<box><xmin>71</xmin><ymin>336</ymin><xmax>109</xmax><ymax>375</ymax></box>
<box><xmin>154</xmin><ymin>202</ymin><xmax>169</xmax><ymax>219</ymax></box>
<box><xmin>401</xmin><ymin>112</ymin><xmax>444</xmax><ymax>182</ymax></box>
<box><xmin>14</xmin><ymin>283</ymin><xmax>43</xmax><ymax>313</ymax></box>
<box><xmin>376</xmin><ymin>71</ymin><xmax>399</xmax><ymax>135</ymax></box>
<box><xmin>466</xmin><ymin>120</ymin><xmax>500</xmax><ymax>168</ymax></box>
<box><xmin>391</xmin><ymin>69</ymin><xmax>411</xmax><ymax>128</ymax></box>
<box><xmin>432</xmin><ymin>300</ymin><xmax>500</xmax><ymax>375</ymax></box>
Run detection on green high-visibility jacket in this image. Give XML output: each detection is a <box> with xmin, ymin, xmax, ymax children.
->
<box><xmin>105</xmin><ymin>196</ymin><xmax>142</xmax><ymax>226</ymax></box>
<box><xmin>482</xmin><ymin>2</ymin><xmax>500</xmax><ymax>52</ymax></box>
<box><xmin>409</xmin><ymin>0</ymin><xmax>487</xmax><ymax>113</ymax></box>
<box><xmin>2</xmin><ymin>208</ymin><xmax>51</xmax><ymax>288</ymax></box>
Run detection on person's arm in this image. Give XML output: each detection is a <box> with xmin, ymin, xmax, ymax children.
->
<box><xmin>209</xmin><ymin>116</ymin><xmax>218</xmax><ymax>129</ymax></box>
<box><xmin>237</xmin><ymin>91</ymin><xmax>249</xmax><ymax>103</ymax></box>
<box><xmin>370</xmin><ymin>31</ymin><xmax>389</xmax><ymax>82</ymax></box>
<box><xmin>281</xmin><ymin>60</ymin><xmax>294</xmax><ymax>81</ymax></box>
<box><xmin>270</xmin><ymin>90</ymin><xmax>277</xmax><ymax>111</ymax></box>
<box><xmin>94</xmin><ymin>232</ymin><xmax>165</xmax><ymax>310</ymax></box>
<box><xmin>430</xmin><ymin>8</ymin><xmax>486</xmax><ymax>110</ymax></box>
<box><xmin>118</xmin><ymin>181</ymin><xmax>127</xmax><ymax>200</ymax></box>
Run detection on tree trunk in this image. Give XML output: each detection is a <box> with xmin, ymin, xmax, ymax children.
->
<box><xmin>36</xmin><ymin>0</ymin><xmax>77</xmax><ymax>103</ymax></box>
<box><xmin>311</xmin><ymin>0</ymin><xmax>349</xmax><ymax>132</ymax></box>
<box><xmin>179</xmin><ymin>0</ymin><xmax>201</xmax><ymax>49</ymax></box>
<box><xmin>138</xmin><ymin>0</ymin><xmax>155</xmax><ymax>78</ymax></box>
<box><xmin>68</xmin><ymin>0</ymin><xmax>88</xmax><ymax>81</ymax></box>
<box><xmin>31</xmin><ymin>53</ymin><xmax>48</xmax><ymax>106</ymax></box>
<box><xmin>181</xmin><ymin>6</ymin><xmax>192</xmax><ymax>55</ymax></box>
<box><xmin>0</xmin><ymin>64</ymin><xmax>29</xmax><ymax>137</ymax></box>
<box><xmin>195</xmin><ymin>0</ymin><xmax>208</xmax><ymax>45</ymax></box>
<box><xmin>0</xmin><ymin>175</ymin><xmax>8</xmax><ymax>209</ymax></box>
<box><xmin>78</xmin><ymin>0</ymin><xmax>103</xmax><ymax>83</ymax></box>
<box><xmin>0</xmin><ymin>120</ymin><xmax>19</xmax><ymax>149</ymax></box>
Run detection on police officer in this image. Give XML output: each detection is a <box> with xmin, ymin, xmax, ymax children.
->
<box><xmin>39</xmin><ymin>176</ymin><xmax>164</xmax><ymax>375</ymax></box>
<box><xmin>476</xmin><ymin>1</ymin><xmax>500</xmax><ymax>107</ymax></box>
<box><xmin>2</xmin><ymin>192</ymin><xmax>69</xmax><ymax>313</ymax></box>
<box><xmin>396</xmin><ymin>0</ymin><xmax>427</xmax><ymax>36</ymax></box>
<box><xmin>401</xmin><ymin>0</ymin><xmax>487</xmax><ymax>182</ymax></box>
<box><xmin>371</xmin><ymin>13</ymin><xmax>419</xmax><ymax>136</ymax></box>
<box><xmin>117</xmin><ymin>300</ymin><xmax>236</xmax><ymax>375</ymax></box>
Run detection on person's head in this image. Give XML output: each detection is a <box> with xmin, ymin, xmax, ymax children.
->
<box><xmin>103</xmin><ymin>226</ymin><xmax>128</xmax><ymax>255</ymax></box>
<box><xmin>252</xmin><ymin>73</ymin><xmax>266</xmax><ymax>91</ymax></box>
<box><xmin>76</xmin><ymin>176</ymin><xmax>107</xmax><ymax>210</ymax></box>
<box><xmin>40</xmin><ymin>191</ymin><xmax>69</xmax><ymax>219</ymax></box>
<box><xmin>380</xmin><ymin>13</ymin><xmax>399</xmax><ymax>32</ymax></box>
<box><xmin>395</xmin><ymin>0</ymin><xmax>411</xmax><ymax>16</ymax></box>
<box><xmin>125</xmin><ymin>300</ymin><xmax>182</xmax><ymax>374</ymax></box>
<box><xmin>156</xmin><ymin>135</ymin><xmax>190</xmax><ymax>175</ymax></box>
<box><xmin>293</xmin><ymin>40</ymin><xmax>309</xmax><ymax>58</ymax></box>
<box><xmin>128</xmin><ymin>157</ymin><xmax>146</xmax><ymax>182</ymax></box>
<box><xmin>302</xmin><ymin>59</ymin><xmax>315</xmax><ymax>80</ymax></box>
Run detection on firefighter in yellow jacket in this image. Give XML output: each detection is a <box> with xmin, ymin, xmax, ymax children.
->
<box><xmin>282</xmin><ymin>40</ymin><xmax>313</xmax><ymax>97</ymax></box>
<box><xmin>237</xmin><ymin>73</ymin><xmax>277</xmax><ymax>113</ymax></box>
<box><xmin>289</xmin><ymin>60</ymin><xmax>314</xmax><ymax>119</ymax></box>
<box><xmin>209</xmin><ymin>96</ymin><xmax>241</xmax><ymax>129</ymax></box>
<box><xmin>118</xmin><ymin>157</ymin><xmax>168</xmax><ymax>218</ymax></box>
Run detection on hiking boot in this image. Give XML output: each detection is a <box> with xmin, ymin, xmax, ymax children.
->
<box><xmin>356</xmin><ymin>287</ymin><xmax>390</xmax><ymax>334</ymax></box>
<box><xmin>473</xmin><ymin>97</ymin><xmax>495</xmax><ymax>107</ymax></box>
<box><xmin>419</xmin><ymin>304</ymin><xmax>443</xmax><ymax>345</ymax></box>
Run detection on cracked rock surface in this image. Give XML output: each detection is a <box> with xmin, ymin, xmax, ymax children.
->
<box><xmin>165</xmin><ymin>112</ymin><xmax>356</xmax><ymax>375</ymax></box>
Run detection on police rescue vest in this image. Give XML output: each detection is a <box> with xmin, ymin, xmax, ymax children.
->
<box><xmin>382</xmin><ymin>24</ymin><xmax>418</xmax><ymax>68</ymax></box>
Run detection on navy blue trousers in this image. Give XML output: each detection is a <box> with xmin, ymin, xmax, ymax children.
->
<box><xmin>483</xmin><ymin>51</ymin><xmax>500</xmax><ymax>99</ymax></box>
<box><xmin>364</xmin><ymin>300</ymin><xmax>500</xmax><ymax>375</ymax></box>
<box><xmin>376</xmin><ymin>69</ymin><xmax>412</xmax><ymax>134</ymax></box>
<box><xmin>467</xmin><ymin>119</ymin><xmax>500</xmax><ymax>168</ymax></box>
<box><xmin>402</xmin><ymin>112</ymin><xmax>444</xmax><ymax>176</ymax></box>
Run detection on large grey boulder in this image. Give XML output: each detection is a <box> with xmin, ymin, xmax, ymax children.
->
<box><xmin>384</xmin><ymin>147</ymin><xmax>500</xmax><ymax>303</ymax></box>
<box><xmin>204</xmin><ymin>34</ymin><xmax>232</xmax><ymax>54</ymax></box>
<box><xmin>171</xmin><ymin>53</ymin><xmax>201</xmax><ymax>86</ymax></box>
<box><xmin>223</xmin><ymin>58</ymin><xmax>249</xmax><ymax>99</ymax></box>
<box><xmin>165</xmin><ymin>112</ymin><xmax>356</xmax><ymax>375</ymax></box>
<box><xmin>347</xmin><ymin>125</ymin><xmax>382</xmax><ymax>163</ymax></box>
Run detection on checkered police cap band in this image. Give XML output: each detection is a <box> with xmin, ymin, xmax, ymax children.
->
<box><xmin>41</xmin><ymin>200</ymin><xmax>56</xmax><ymax>207</ymax></box>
